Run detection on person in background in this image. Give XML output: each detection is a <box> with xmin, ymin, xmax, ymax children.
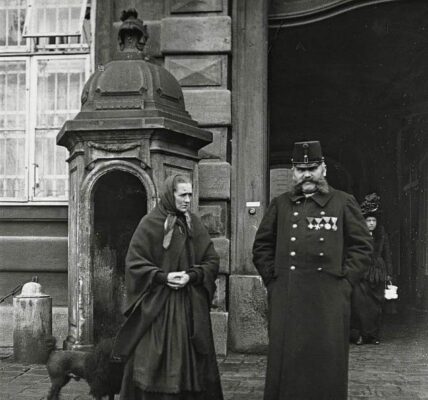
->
<box><xmin>351</xmin><ymin>193</ymin><xmax>393</xmax><ymax>345</ymax></box>
<box><xmin>112</xmin><ymin>174</ymin><xmax>223</xmax><ymax>400</ymax></box>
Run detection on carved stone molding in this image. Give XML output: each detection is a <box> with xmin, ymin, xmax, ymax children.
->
<box><xmin>95</xmin><ymin>99</ymin><xmax>143</xmax><ymax>110</ymax></box>
<box><xmin>85</xmin><ymin>141</ymin><xmax>150</xmax><ymax>171</ymax></box>
<box><xmin>165</xmin><ymin>55</ymin><xmax>226</xmax><ymax>87</ymax></box>
<box><xmin>88</xmin><ymin>142</ymin><xmax>141</xmax><ymax>153</ymax></box>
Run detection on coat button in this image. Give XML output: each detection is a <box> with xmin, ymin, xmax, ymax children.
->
<box><xmin>292</xmin><ymin>224</ymin><xmax>298</xmax><ymax>228</ymax></box>
<box><xmin>290</xmin><ymin>251</ymin><xmax>296</xmax><ymax>256</ymax></box>
<box><xmin>319</xmin><ymin>237</ymin><xmax>325</xmax><ymax>242</ymax></box>
<box><xmin>317</xmin><ymin>267</ymin><xmax>323</xmax><ymax>271</ymax></box>
<box><xmin>291</xmin><ymin>237</ymin><xmax>296</xmax><ymax>241</ymax></box>
<box><xmin>290</xmin><ymin>266</ymin><xmax>296</xmax><ymax>270</ymax></box>
<box><xmin>320</xmin><ymin>211</ymin><xmax>326</xmax><ymax>215</ymax></box>
<box><xmin>293</xmin><ymin>211</ymin><xmax>299</xmax><ymax>216</ymax></box>
<box><xmin>319</xmin><ymin>252</ymin><xmax>324</xmax><ymax>256</ymax></box>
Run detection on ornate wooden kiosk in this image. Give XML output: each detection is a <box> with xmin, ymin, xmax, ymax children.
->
<box><xmin>57</xmin><ymin>10</ymin><xmax>212</xmax><ymax>349</ymax></box>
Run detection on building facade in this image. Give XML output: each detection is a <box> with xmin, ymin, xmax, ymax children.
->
<box><xmin>1</xmin><ymin>0</ymin><xmax>428</xmax><ymax>353</ymax></box>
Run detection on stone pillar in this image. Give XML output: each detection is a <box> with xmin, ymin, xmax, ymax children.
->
<box><xmin>229</xmin><ymin>0</ymin><xmax>269</xmax><ymax>352</ymax></box>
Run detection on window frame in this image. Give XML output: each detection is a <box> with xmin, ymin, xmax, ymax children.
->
<box><xmin>0</xmin><ymin>56</ymin><xmax>31</xmax><ymax>202</ymax></box>
<box><xmin>28</xmin><ymin>53</ymin><xmax>90</xmax><ymax>203</ymax></box>
<box><xmin>0</xmin><ymin>0</ymin><xmax>94</xmax><ymax>205</ymax></box>
<box><xmin>23</xmin><ymin>0</ymin><xmax>89</xmax><ymax>38</ymax></box>
<box><xmin>0</xmin><ymin>0</ymin><xmax>30</xmax><ymax>53</ymax></box>
<box><xmin>0</xmin><ymin>53</ymin><xmax>90</xmax><ymax>205</ymax></box>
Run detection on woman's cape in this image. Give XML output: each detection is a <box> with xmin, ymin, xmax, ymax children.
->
<box><xmin>111</xmin><ymin>206</ymin><xmax>219</xmax><ymax>361</ymax></box>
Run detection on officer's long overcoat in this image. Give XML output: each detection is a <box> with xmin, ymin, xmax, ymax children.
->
<box><xmin>253</xmin><ymin>187</ymin><xmax>372</xmax><ymax>400</ymax></box>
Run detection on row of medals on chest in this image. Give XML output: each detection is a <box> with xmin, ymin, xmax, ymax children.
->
<box><xmin>306</xmin><ymin>216</ymin><xmax>338</xmax><ymax>231</ymax></box>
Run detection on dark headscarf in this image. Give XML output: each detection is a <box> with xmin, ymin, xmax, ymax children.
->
<box><xmin>158</xmin><ymin>174</ymin><xmax>192</xmax><ymax>249</ymax></box>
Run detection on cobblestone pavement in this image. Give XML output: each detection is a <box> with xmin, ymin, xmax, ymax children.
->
<box><xmin>1</xmin><ymin>309</ymin><xmax>428</xmax><ymax>400</ymax></box>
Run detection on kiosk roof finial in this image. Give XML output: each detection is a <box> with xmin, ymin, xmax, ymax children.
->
<box><xmin>118</xmin><ymin>8</ymin><xmax>148</xmax><ymax>53</ymax></box>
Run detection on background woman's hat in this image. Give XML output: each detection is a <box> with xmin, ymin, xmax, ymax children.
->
<box><xmin>291</xmin><ymin>140</ymin><xmax>324</xmax><ymax>167</ymax></box>
<box><xmin>360</xmin><ymin>193</ymin><xmax>381</xmax><ymax>217</ymax></box>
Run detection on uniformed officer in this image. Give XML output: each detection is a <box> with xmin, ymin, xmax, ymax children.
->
<box><xmin>253</xmin><ymin>140</ymin><xmax>373</xmax><ymax>400</ymax></box>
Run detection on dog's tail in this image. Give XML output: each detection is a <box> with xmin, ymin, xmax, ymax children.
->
<box><xmin>45</xmin><ymin>336</ymin><xmax>57</xmax><ymax>356</ymax></box>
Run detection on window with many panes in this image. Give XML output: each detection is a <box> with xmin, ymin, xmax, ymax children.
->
<box><xmin>0</xmin><ymin>0</ymin><xmax>91</xmax><ymax>202</ymax></box>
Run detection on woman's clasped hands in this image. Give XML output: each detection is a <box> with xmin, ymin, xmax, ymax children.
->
<box><xmin>167</xmin><ymin>271</ymin><xmax>190</xmax><ymax>290</ymax></box>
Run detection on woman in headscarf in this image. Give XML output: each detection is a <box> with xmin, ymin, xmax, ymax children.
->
<box><xmin>112</xmin><ymin>174</ymin><xmax>223</xmax><ymax>400</ymax></box>
<box><xmin>350</xmin><ymin>193</ymin><xmax>393</xmax><ymax>345</ymax></box>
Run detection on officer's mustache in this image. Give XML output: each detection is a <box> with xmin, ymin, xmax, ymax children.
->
<box><xmin>293</xmin><ymin>175</ymin><xmax>329</xmax><ymax>194</ymax></box>
<box><xmin>301</xmin><ymin>177</ymin><xmax>317</xmax><ymax>183</ymax></box>
<box><xmin>295</xmin><ymin>176</ymin><xmax>321</xmax><ymax>185</ymax></box>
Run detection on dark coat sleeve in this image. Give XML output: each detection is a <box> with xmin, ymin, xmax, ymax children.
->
<box><xmin>342</xmin><ymin>195</ymin><xmax>373</xmax><ymax>286</ymax></box>
<box><xmin>382</xmin><ymin>231</ymin><xmax>393</xmax><ymax>276</ymax></box>
<box><xmin>252</xmin><ymin>198</ymin><xmax>278</xmax><ymax>286</ymax></box>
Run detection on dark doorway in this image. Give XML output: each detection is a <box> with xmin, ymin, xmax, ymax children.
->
<box><xmin>268</xmin><ymin>0</ymin><xmax>428</xmax><ymax>309</ymax></box>
<box><xmin>92</xmin><ymin>170</ymin><xmax>147</xmax><ymax>342</ymax></box>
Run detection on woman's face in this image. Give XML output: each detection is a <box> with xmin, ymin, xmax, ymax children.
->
<box><xmin>174</xmin><ymin>182</ymin><xmax>192</xmax><ymax>212</ymax></box>
<box><xmin>365</xmin><ymin>216</ymin><xmax>377</xmax><ymax>231</ymax></box>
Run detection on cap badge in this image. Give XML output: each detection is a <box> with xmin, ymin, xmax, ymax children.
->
<box><xmin>303</xmin><ymin>143</ymin><xmax>309</xmax><ymax>163</ymax></box>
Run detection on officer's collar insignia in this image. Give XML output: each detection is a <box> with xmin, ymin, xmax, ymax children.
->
<box><xmin>289</xmin><ymin>188</ymin><xmax>334</xmax><ymax>207</ymax></box>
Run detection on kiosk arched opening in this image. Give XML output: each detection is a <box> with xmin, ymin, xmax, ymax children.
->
<box><xmin>92</xmin><ymin>170</ymin><xmax>147</xmax><ymax>342</ymax></box>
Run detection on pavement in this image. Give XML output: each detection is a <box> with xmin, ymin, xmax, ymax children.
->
<box><xmin>1</xmin><ymin>308</ymin><xmax>428</xmax><ymax>400</ymax></box>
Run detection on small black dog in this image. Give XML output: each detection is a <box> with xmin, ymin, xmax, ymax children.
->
<box><xmin>46</xmin><ymin>337</ymin><xmax>123</xmax><ymax>400</ymax></box>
